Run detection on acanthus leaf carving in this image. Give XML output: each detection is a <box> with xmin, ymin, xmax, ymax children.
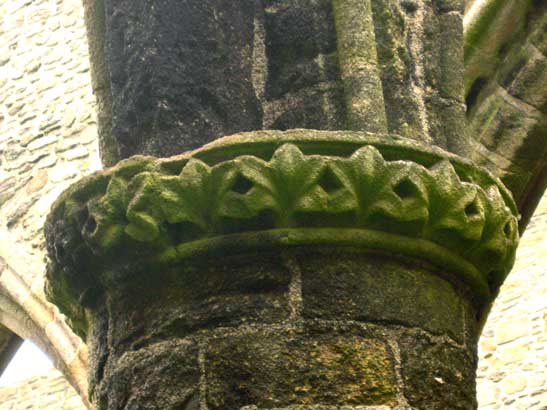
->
<box><xmin>45</xmin><ymin>131</ymin><xmax>520</xmax><ymax>325</ymax></box>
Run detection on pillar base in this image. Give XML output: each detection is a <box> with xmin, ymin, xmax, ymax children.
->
<box><xmin>44</xmin><ymin>130</ymin><xmax>518</xmax><ymax>410</ymax></box>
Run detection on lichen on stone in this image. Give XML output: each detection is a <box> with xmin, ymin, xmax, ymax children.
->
<box><xmin>44</xmin><ymin>130</ymin><xmax>519</xmax><ymax>334</ymax></box>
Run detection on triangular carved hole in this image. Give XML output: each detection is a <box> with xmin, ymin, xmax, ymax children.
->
<box><xmin>318</xmin><ymin>167</ymin><xmax>344</xmax><ymax>194</ymax></box>
<box><xmin>465</xmin><ymin>200</ymin><xmax>480</xmax><ymax>217</ymax></box>
<box><xmin>393</xmin><ymin>178</ymin><xmax>417</xmax><ymax>199</ymax></box>
<box><xmin>231</xmin><ymin>173</ymin><xmax>254</xmax><ymax>195</ymax></box>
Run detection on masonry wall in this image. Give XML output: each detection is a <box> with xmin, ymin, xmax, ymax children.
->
<box><xmin>0</xmin><ymin>0</ymin><xmax>100</xmax><ymax>271</ymax></box>
<box><xmin>0</xmin><ymin>1</ymin><xmax>545</xmax><ymax>410</ymax></box>
<box><xmin>477</xmin><ymin>193</ymin><xmax>547</xmax><ymax>410</ymax></box>
<box><xmin>0</xmin><ymin>370</ymin><xmax>85</xmax><ymax>410</ymax></box>
<box><xmin>0</xmin><ymin>0</ymin><xmax>99</xmax><ymax>403</ymax></box>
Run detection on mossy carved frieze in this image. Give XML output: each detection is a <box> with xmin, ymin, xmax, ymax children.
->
<box><xmin>45</xmin><ymin>131</ymin><xmax>518</xmax><ymax>337</ymax></box>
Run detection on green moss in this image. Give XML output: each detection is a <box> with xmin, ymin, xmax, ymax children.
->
<box><xmin>464</xmin><ymin>0</ymin><xmax>535</xmax><ymax>92</ymax></box>
<box><xmin>44</xmin><ymin>130</ymin><xmax>519</xmax><ymax>338</ymax></box>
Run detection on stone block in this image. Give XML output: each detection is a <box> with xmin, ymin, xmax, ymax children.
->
<box><xmin>399</xmin><ymin>332</ymin><xmax>477</xmax><ymax>410</ymax></box>
<box><xmin>502</xmin><ymin>376</ymin><xmax>527</xmax><ymax>395</ymax></box>
<box><xmin>94</xmin><ymin>340</ymin><xmax>199</xmax><ymax>410</ymax></box>
<box><xmin>104</xmin><ymin>252</ymin><xmax>292</xmax><ymax>351</ymax></box>
<box><xmin>27</xmin><ymin>135</ymin><xmax>57</xmax><ymax>151</ymax></box>
<box><xmin>25</xmin><ymin>170</ymin><xmax>48</xmax><ymax>194</ymax></box>
<box><xmin>504</xmin><ymin>49</ymin><xmax>547</xmax><ymax>112</ymax></box>
<box><xmin>495</xmin><ymin>318</ymin><xmax>530</xmax><ymax>345</ymax></box>
<box><xmin>104</xmin><ymin>0</ymin><xmax>262</xmax><ymax>158</ymax></box>
<box><xmin>205</xmin><ymin>330</ymin><xmax>397</xmax><ymax>409</ymax></box>
<box><xmin>63</xmin><ymin>146</ymin><xmax>88</xmax><ymax>160</ymax></box>
<box><xmin>300</xmin><ymin>249</ymin><xmax>468</xmax><ymax>343</ymax></box>
<box><xmin>422</xmin><ymin>10</ymin><xmax>464</xmax><ymax>103</ymax></box>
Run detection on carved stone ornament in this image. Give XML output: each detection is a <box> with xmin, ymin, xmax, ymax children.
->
<box><xmin>45</xmin><ymin>130</ymin><xmax>518</xmax><ymax>337</ymax></box>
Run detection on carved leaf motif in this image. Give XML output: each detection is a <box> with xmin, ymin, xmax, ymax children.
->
<box><xmin>87</xmin><ymin>176</ymin><xmax>129</xmax><ymax>248</ymax></box>
<box><xmin>426</xmin><ymin>161</ymin><xmax>486</xmax><ymax>246</ymax></box>
<box><xmin>166</xmin><ymin>159</ymin><xmax>213</xmax><ymax>230</ymax></box>
<box><xmin>125</xmin><ymin>172</ymin><xmax>164</xmax><ymax>241</ymax></box>
<box><xmin>239</xmin><ymin>144</ymin><xmax>326</xmax><ymax>226</ymax></box>
<box><xmin>159</xmin><ymin>160</ymin><xmax>241</xmax><ymax>232</ymax></box>
<box><xmin>55</xmin><ymin>141</ymin><xmax>519</xmax><ymax>285</ymax></box>
<box><xmin>470</xmin><ymin>185</ymin><xmax>519</xmax><ymax>285</ymax></box>
<box><xmin>45</xmin><ymin>133</ymin><xmax>524</xmax><ymax>333</ymax></box>
<box><xmin>331</xmin><ymin>146</ymin><xmax>428</xmax><ymax>227</ymax></box>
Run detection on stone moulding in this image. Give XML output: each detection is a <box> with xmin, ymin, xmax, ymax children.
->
<box><xmin>45</xmin><ymin>130</ymin><xmax>518</xmax><ymax>336</ymax></box>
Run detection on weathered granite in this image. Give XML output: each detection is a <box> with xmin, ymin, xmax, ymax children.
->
<box><xmin>477</xmin><ymin>192</ymin><xmax>547</xmax><ymax>410</ymax></box>
<box><xmin>0</xmin><ymin>370</ymin><xmax>86</xmax><ymax>410</ymax></box>
<box><xmin>86</xmin><ymin>0</ymin><xmax>469</xmax><ymax>162</ymax></box>
<box><xmin>45</xmin><ymin>130</ymin><xmax>519</xmax><ymax>410</ymax></box>
<box><xmin>0</xmin><ymin>1</ymin><xmax>544</xmax><ymax>410</ymax></box>
<box><xmin>0</xmin><ymin>0</ymin><xmax>99</xmax><ymax>403</ymax></box>
<box><xmin>464</xmin><ymin>0</ymin><xmax>547</xmax><ymax>229</ymax></box>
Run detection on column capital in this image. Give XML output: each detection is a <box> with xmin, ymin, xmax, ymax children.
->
<box><xmin>45</xmin><ymin>130</ymin><xmax>518</xmax><ymax>338</ymax></box>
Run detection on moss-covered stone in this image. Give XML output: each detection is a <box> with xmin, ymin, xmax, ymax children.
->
<box><xmin>91</xmin><ymin>339</ymin><xmax>200</xmax><ymax>410</ymax></box>
<box><xmin>108</xmin><ymin>251</ymin><xmax>292</xmax><ymax>350</ymax></box>
<box><xmin>44</xmin><ymin>130</ymin><xmax>519</xmax><ymax>338</ymax></box>
<box><xmin>399</xmin><ymin>332</ymin><xmax>477</xmax><ymax>410</ymax></box>
<box><xmin>299</xmin><ymin>249</ymin><xmax>470</xmax><ymax>343</ymax></box>
<box><xmin>206</xmin><ymin>330</ymin><xmax>398</xmax><ymax>409</ymax></box>
<box><xmin>332</xmin><ymin>0</ymin><xmax>388</xmax><ymax>132</ymax></box>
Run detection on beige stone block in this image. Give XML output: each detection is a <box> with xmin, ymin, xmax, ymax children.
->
<box><xmin>25</xmin><ymin>170</ymin><xmax>48</xmax><ymax>194</ymax></box>
<box><xmin>63</xmin><ymin>146</ymin><xmax>88</xmax><ymax>160</ymax></box>
<box><xmin>502</xmin><ymin>375</ymin><xmax>528</xmax><ymax>395</ymax></box>
<box><xmin>480</xmin><ymin>338</ymin><xmax>497</xmax><ymax>353</ymax></box>
<box><xmin>61</xmin><ymin>110</ymin><xmax>76</xmax><ymax>128</ymax></box>
<box><xmin>8</xmin><ymin>102</ymin><xmax>25</xmax><ymax>116</ymax></box>
<box><xmin>529</xmin><ymin>373</ymin><xmax>546</xmax><ymax>388</ymax></box>
<box><xmin>477</xmin><ymin>381</ymin><xmax>500</xmax><ymax>406</ymax></box>
<box><xmin>499</xmin><ymin>342</ymin><xmax>530</xmax><ymax>365</ymax></box>
<box><xmin>37</xmin><ymin>154</ymin><xmax>57</xmax><ymax>169</ymax></box>
<box><xmin>495</xmin><ymin>318</ymin><xmax>530</xmax><ymax>345</ymax></box>
<box><xmin>56</xmin><ymin>139</ymin><xmax>79</xmax><ymax>152</ymax></box>
<box><xmin>49</xmin><ymin>162</ymin><xmax>79</xmax><ymax>183</ymax></box>
<box><xmin>27</xmin><ymin>135</ymin><xmax>57</xmax><ymax>151</ymax></box>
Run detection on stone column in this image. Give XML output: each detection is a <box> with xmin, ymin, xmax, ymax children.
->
<box><xmin>44</xmin><ymin>130</ymin><xmax>518</xmax><ymax>410</ymax></box>
<box><xmin>84</xmin><ymin>0</ymin><xmax>469</xmax><ymax>164</ymax></box>
<box><xmin>46</xmin><ymin>0</ymin><xmax>519</xmax><ymax>409</ymax></box>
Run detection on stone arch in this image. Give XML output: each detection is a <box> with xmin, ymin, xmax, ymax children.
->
<box><xmin>0</xmin><ymin>233</ymin><xmax>91</xmax><ymax>407</ymax></box>
<box><xmin>0</xmin><ymin>0</ymin><xmax>100</xmax><ymax>407</ymax></box>
<box><xmin>0</xmin><ymin>0</ymin><xmax>544</xmax><ymax>409</ymax></box>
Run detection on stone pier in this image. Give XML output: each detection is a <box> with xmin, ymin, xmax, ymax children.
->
<box><xmin>45</xmin><ymin>131</ymin><xmax>518</xmax><ymax>409</ymax></box>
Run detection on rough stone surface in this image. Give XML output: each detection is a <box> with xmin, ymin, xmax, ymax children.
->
<box><xmin>92</xmin><ymin>340</ymin><xmax>200</xmax><ymax>410</ymax></box>
<box><xmin>97</xmin><ymin>0</ymin><xmax>346</xmax><ymax>159</ymax></box>
<box><xmin>0</xmin><ymin>370</ymin><xmax>86</xmax><ymax>410</ymax></box>
<box><xmin>465</xmin><ymin>0</ymin><xmax>547</xmax><ymax>228</ymax></box>
<box><xmin>88</xmin><ymin>0</ymin><xmax>469</xmax><ymax>161</ymax></box>
<box><xmin>399</xmin><ymin>331</ymin><xmax>478</xmax><ymax>410</ymax></box>
<box><xmin>0</xmin><ymin>0</ymin><xmax>101</xmax><ymax>277</ymax></box>
<box><xmin>43</xmin><ymin>131</ymin><xmax>519</xmax><ymax>339</ymax></box>
<box><xmin>206</xmin><ymin>331</ymin><xmax>398</xmax><ymax>409</ymax></box>
<box><xmin>0</xmin><ymin>0</ymin><xmax>100</xmax><ymax>403</ymax></box>
<box><xmin>0</xmin><ymin>2</ymin><xmax>545</xmax><ymax>410</ymax></box>
<box><xmin>82</xmin><ymin>247</ymin><xmax>478</xmax><ymax>410</ymax></box>
<box><xmin>42</xmin><ymin>131</ymin><xmax>500</xmax><ymax>409</ymax></box>
<box><xmin>300</xmin><ymin>249</ymin><xmax>469</xmax><ymax>343</ymax></box>
<box><xmin>476</xmin><ymin>192</ymin><xmax>547</xmax><ymax>410</ymax></box>
<box><xmin>41</xmin><ymin>130</ymin><xmax>524</xmax><ymax>410</ymax></box>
